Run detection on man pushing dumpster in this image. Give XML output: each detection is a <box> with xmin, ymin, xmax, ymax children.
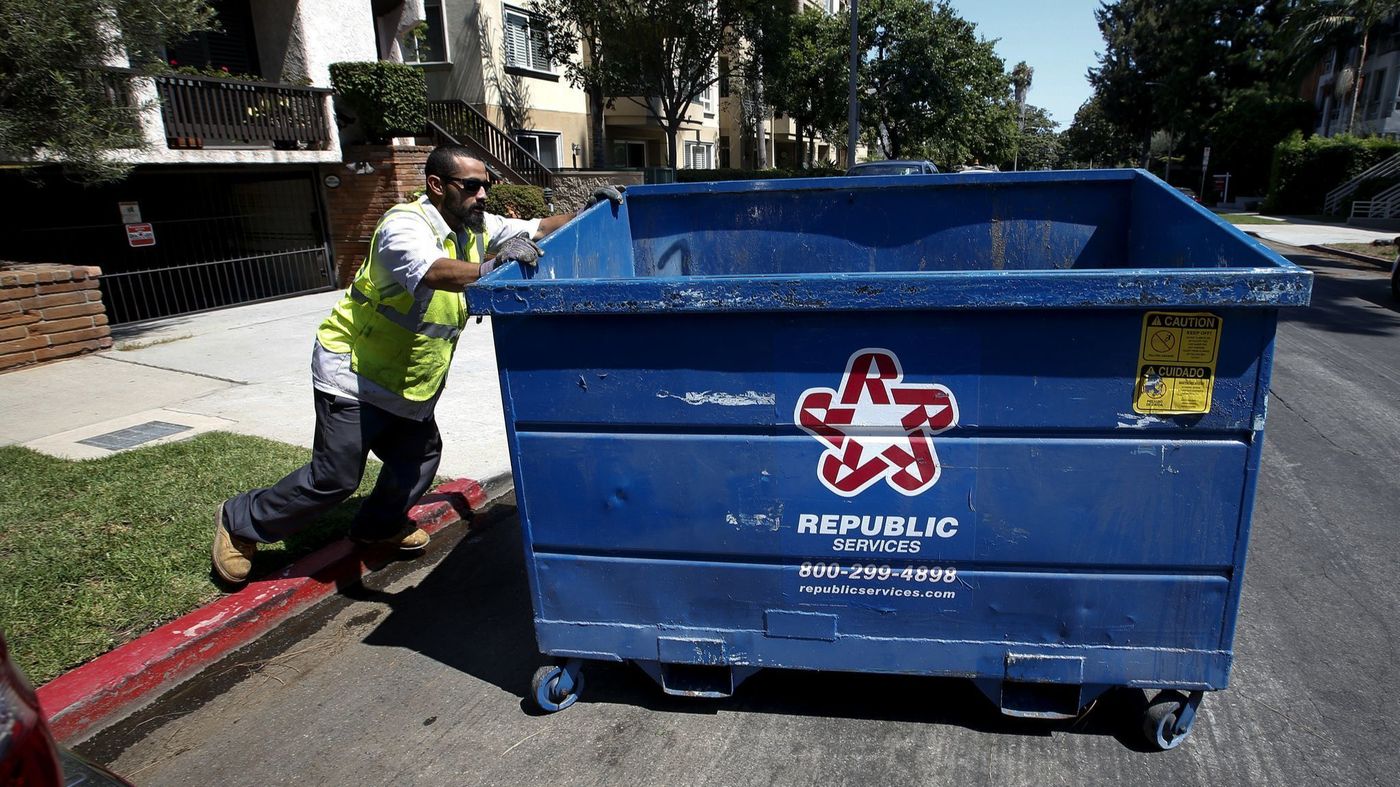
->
<box><xmin>211</xmin><ymin>144</ymin><xmax>623</xmax><ymax>585</ymax></box>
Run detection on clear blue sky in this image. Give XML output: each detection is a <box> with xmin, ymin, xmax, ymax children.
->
<box><xmin>946</xmin><ymin>0</ymin><xmax>1106</xmax><ymax>128</ymax></box>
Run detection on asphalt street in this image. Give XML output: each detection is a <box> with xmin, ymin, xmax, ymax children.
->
<box><xmin>86</xmin><ymin>246</ymin><xmax>1400</xmax><ymax>786</ymax></box>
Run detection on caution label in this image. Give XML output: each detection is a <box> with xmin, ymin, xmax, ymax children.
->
<box><xmin>1134</xmin><ymin>311</ymin><xmax>1221</xmax><ymax>414</ymax></box>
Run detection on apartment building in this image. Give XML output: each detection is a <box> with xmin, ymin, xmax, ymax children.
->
<box><xmin>1</xmin><ymin>0</ymin><xmax>376</xmax><ymax>326</ymax></box>
<box><xmin>1308</xmin><ymin>15</ymin><xmax>1400</xmax><ymax>137</ymax></box>
<box><xmin>407</xmin><ymin>0</ymin><xmax>849</xmax><ymax>174</ymax></box>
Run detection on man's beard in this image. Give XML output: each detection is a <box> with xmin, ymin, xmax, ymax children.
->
<box><xmin>465</xmin><ymin>204</ymin><xmax>486</xmax><ymax>233</ymax></box>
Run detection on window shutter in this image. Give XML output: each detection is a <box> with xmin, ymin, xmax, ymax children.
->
<box><xmin>505</xmin><ymin>13</ymin><xmax>527</xmax><ymax>68</ymax></box>
<box><xmin>529</xmin><ymin>23</ymin><xmax>550</xmax><ymax>71</ymax></box>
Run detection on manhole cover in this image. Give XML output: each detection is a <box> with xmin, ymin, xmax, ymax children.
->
<box><xmin>77</xmin><ymin>421</ymin><xmax>192</xmax><ymax>451</ymax></box>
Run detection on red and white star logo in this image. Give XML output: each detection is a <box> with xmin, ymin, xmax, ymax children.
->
<box><xmin>795</xmin><ymin>348</ymin><xmax>959</xmax><ymax>497</ymax></box>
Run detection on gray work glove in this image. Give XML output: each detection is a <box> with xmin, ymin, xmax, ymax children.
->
<box><xmin>588</xmin><ymin>185</ymin><xmax>625</xmax><ymax>207</ymax></box>
<box><xmin>493</xmin><ymin>234</ymin><xmax>544</xmax><ymax>267</ymax></box>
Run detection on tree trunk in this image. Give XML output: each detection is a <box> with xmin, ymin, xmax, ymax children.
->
<box><xmin>666</xmin><ymin>125</ymin><xmax>679</xmax><ymax>172</ymax></box>
<box><xmin>755</xmin><ymin>81</ymin><xmax>768</xmax><ymax>169</ymax></box>
<box><xmin>795</xmin><ymin>123</ymin><xmax>804</xmax><ymax>170</ymax></box>
<box><xmin>1348</xmin><ymin>30</ymin><xmax>1370</xmax><ymax>134</ymax></box>
<box><xmin>588</xmin><ymin>86</ymin><xmax>606</xmax><ymax>170</ymax></box>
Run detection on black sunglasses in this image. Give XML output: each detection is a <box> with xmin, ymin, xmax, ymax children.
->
<box><xmin>440</xmin><ymin>176</ymin><xmax>491</xmax><ymax>194</ymax></box>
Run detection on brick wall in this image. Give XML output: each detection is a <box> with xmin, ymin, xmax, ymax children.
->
<box><xmin>0</xmin><ymin>263</ymin><xmax>111</xmax><ymax>373</ymax></box>
<box><xmin>324</xmin><ymin>145</ymin><xmax>433</xmax><ymax>286</ymax></box>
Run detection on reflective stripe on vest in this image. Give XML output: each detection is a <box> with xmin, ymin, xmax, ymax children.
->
<box><xmin>348</xmin><ymin>287</ymin><xmax>461</xmax><ymax>341</ymax></box>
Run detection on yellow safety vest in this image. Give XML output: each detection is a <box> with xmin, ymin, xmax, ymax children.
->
<box><xmin>317</xmin><ymin>200</ymin><xmax>488</xmax><ymax>402</ymax></box>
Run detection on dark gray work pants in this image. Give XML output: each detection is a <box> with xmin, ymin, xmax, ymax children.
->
<box><xmin>223</xmin><ymin>390</ymin><xmax>442</xmax><ymax>544</ymax></box>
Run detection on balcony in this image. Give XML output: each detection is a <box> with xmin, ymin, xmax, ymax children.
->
<box><xmin>101</xmin><ymin>68</ymin><xmax>340</xmax><ymax>164</ymax></box>
<box><xmin>154</xmin><ymin>74</ymin><xmax>333</xmax><ymax>150</ymax></box>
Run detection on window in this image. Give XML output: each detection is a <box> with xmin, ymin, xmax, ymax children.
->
<box><xmin>719</xmin><ymin>57</ymin><xmax>730</xmax><ymax>98</ymax></box>
<box><xmin>720</xmin><ymin>135</ymin><xmax>731</xmax><ymax>168</ymax></box>
<box><xmin>684</xmin><ymin>141</ymin><xmax>714</xmax><ymax>169</ymax></box>
<box><xmin>611</xmin><ymin>140</ymin><xmax>647</xmax><ymax>168</ymax></box>
<box><xmin>505</xmin><ymin>6</ymin><xmax>552</xmax><ymax>73</ymax></box>
<box><xmin>516</xmin><ymin>131</ymin><xmax>560</xmax><ymax>169</ymax></box>
<box><xmin>699</xmin><ymin>84</ymin><xmax>713</xmax><ymax>114</ymax></box>
<box><xmin>1367</xmin><ymin>68</ymin><xmax>1387</xmax><ymax>119</ymax></box>
<box><xmin>402</xmin><ymin>0</ymin><xmax>449</xmax><ymax>65</ymax></box>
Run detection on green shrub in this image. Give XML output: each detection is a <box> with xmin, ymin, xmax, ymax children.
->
<box><xmin>676</xmin><ymin>167</ymin><xmax>845</xmax><ymax>183</ymax></box>
<box><xmin>486</xmin><ymin>184</ymin><xmax>548</xmax><ymax>219</ymax></box>
<box><xmin>329</xmin><ymin>61</ymin><xmax>426</xmax><ymax>144</ymax></box>
<box><xmin>1265</xmin><ymin>132</ymin><xmax>1400</xmax><ymax>214</ymax></box>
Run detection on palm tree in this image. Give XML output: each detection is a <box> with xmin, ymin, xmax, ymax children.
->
<box><xmin>1286</xmin><ymin>0</ymin><xmax>1400</xmax><ymax>133</ymax></box>
<box><xmin>1011</xmin><ymin>61</ymin><xmax>1033</xmax><ymax>170</ymax></box>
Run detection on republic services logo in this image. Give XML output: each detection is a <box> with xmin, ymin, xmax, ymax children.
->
<box><xmin>795</xmin><ymin>348</ymin><xmax>959</xmax><ymax>497</ymax></box>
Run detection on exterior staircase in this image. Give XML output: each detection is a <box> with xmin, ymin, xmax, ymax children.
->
<box><xmin>426</xmin><ymin>100</ymin><xmax>554</xmax><ymax>188</ymax></box>
<box><xmin>1323</xmin><ymin>151</ymin><xmax>1400</xmax><ymax>215</ymax></box>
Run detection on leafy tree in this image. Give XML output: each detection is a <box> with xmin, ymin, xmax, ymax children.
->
<box><xmin>859</xmin><ymin>0</ymin><xmax>1014</xmax><ymax>165</ymax></box>
<box><xmin>1283</xmin><ymin>0</ymin><xmax>1400</xmax><ymax>133</ymax></box>
<box><xmin>1005</xmin><ymin>104</ymin><xmax>1060</xmax><ymax>170</ymax></box>
<box><xmin>767</xmin><ymin>7</ymin><xmax>847</xmax><ymax>168</ymax></box>
<box><xmin>1206</xmin><ymin>88</ymin><xmax>1314</xmax><ymax>195</ymax></box>
<box><xmin>0</xmin><ymin>0</ymin><xmax>216</xmax><ymax>182</ymax></box>
<box><xmin>1089</xmin><ymin>0</ymin><xmax>1306</xmax><ymax>180</ymax></box>
<box><xmin>604</xmin><ymin>0</ymin><xmax>744</xmax><ymax>169</ymax></box>
<box><xmin>532</xmin><ymin>0</ymin><xmax>629</xmax><ymax>169</ymax></box>
<box><xmin>1062</xmin><ymin>94</ymin><xmax>1139</xmax><ymax>167</ymax></box>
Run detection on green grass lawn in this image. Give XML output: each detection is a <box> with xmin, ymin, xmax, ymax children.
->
<box><xmin>0</xmin><ymin>432</ymin><xmax>381</xmax><ymax>684</ymax></box>
<box><xmin>1218</xmin><ymin>213</ymin><xmax>1343</xmax><ymax>225</ymax></box>
<box><xmin>1328</xmin><ymin>242</ymin><xmax>1399</xmax><ymax>261</ymax></box>
<box><xmin>1219</xmin><ymin>214</ymin><xmax>1287</xmax><ymax>225</ymax></box>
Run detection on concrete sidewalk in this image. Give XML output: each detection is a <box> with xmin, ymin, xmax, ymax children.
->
<box><xmin>0</xmin><ymin>291</ymin><xmax>512</xmax><ymax>484</ymax></box>
<box><xmin>1224</xmin><ymin>213</ymin><xmax>1399</xmax><ymax>246</ymax></box>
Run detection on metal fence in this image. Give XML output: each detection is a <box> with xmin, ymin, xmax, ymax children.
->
<box><xmin>101</xmin><ymin>245</ymin><xmax>334</xmax><ymax>325</ymax></box>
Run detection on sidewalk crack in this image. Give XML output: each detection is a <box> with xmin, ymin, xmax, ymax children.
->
<box><xmin>95</xmin><ymin>353</ymin><xmax>249</xmax><ymax>386</ymax></box>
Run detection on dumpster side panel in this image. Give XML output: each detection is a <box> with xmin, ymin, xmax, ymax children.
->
<box><xmin>490</xmin><ymin>311</ymin><xmax>1272</xmax><ymax>434</ymax></box>
<box><xmin>515</xmin><ymin>432</ymin><xmax>1248</xmax><ymax>569</ymax></box>
<box><xmin>529</xmin><ymin>557</ymin><xmax>1233</xmax><ymax>687</ymax></box>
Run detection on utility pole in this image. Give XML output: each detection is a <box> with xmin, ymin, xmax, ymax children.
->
<box><xmin>847</xmin><ymin>0</ymin><xmax>859</xmax><ymax>166</ymax></box>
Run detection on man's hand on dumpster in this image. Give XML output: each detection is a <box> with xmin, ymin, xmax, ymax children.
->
<box><xmin>588</xmin><ymin>185</ymin><xmax>625</xmax><ymax>208</ymax></box>
<box><xmin>493</xmin><ymin>235</ymin><xmax>544</xmax><ymax>268</ymax></box>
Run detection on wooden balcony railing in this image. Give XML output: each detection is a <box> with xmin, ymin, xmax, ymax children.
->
<box><xmin>427</xmin><ymin>100</ymin><xmax>554</xmax><ymax>188</ymax></box>
<box><xmin>153</xmin><ymin>73</ymin><xmax>333</xmax><ymax>150</ymax></box>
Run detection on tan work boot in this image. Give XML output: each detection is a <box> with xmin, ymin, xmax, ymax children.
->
<box><xmin>349</xmin><ymin>522</ymin><xmax>430</xmax><ymax>552</ymax></box>
<box><xmin>212</xmin><ymin>502</ymin><xmax>257</xmax><ymax>584</ymax></box>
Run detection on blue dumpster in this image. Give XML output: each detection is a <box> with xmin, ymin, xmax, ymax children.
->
<box><xmin>467</xmin><ymin>170</ymin><xmax>1311</xmax><ymax>748</ymax></box>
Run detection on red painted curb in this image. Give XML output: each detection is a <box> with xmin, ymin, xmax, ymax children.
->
<box><xmin>37</xmin><ymin>477</ymin><xmax>490</xmax><ymax>743</ymax></box>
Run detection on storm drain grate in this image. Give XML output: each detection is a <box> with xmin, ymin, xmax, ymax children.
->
<box><xmin>77</xmin><ymin>421</ymin><xmax>192</xmax><ymax>451</ymax></box>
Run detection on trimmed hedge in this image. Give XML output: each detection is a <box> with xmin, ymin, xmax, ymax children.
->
<box><xmin>1265</xmin><ymin>132</ymin><xmax>1400</xmax><ymax>214</ymax></box>
<box><xmin>676</xmin><ymin>167</ymin><xmax>845</xmax><ymax>183</ymax></box>
<box><xmin>486</xmin><ymin>184</ymin><xmax>548</xmax><ymax>219</ymax></box>
<box><xmin>329</xmin><ymin>61</ymin><xmax>426</xmax><ymax>144</ymax></box>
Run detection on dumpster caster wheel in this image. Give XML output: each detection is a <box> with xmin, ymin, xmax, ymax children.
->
<box><xmin>1142</xmin><ymin>690</ymin><xmax>1200</xmax><ymax>751</ymax></box>
<box><xmin>532</xmin><ymin>664</ymin><xmax>584</xmax><ymax>712</ymax></box>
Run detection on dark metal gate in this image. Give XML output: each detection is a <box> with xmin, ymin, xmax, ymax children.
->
<box><xmin>0</xmin><ymin>167</ymin><xmax>335</xmax><ymax>325</ymax></box>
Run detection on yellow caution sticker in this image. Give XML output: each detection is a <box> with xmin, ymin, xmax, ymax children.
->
<box><xmin>1133</xmin><ymin>311</ymin><xmax>1222</xmax><ymax>415</ymax></box>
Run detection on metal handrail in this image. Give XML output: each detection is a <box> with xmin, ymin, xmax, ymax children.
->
<box><xmin>1324</xmin><ymin>151</ymin><xmax>1400</xmax><ymax>214</ymax></box>
<box><xmin>427</xmin><ymin>100</ymin><xmax>554</xmax><ymax>187</ymax></box>
<box><xmin>1349</xmin><ymin>181</ymin><xmax>1400</xmax><ymax>218</ymax></box>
